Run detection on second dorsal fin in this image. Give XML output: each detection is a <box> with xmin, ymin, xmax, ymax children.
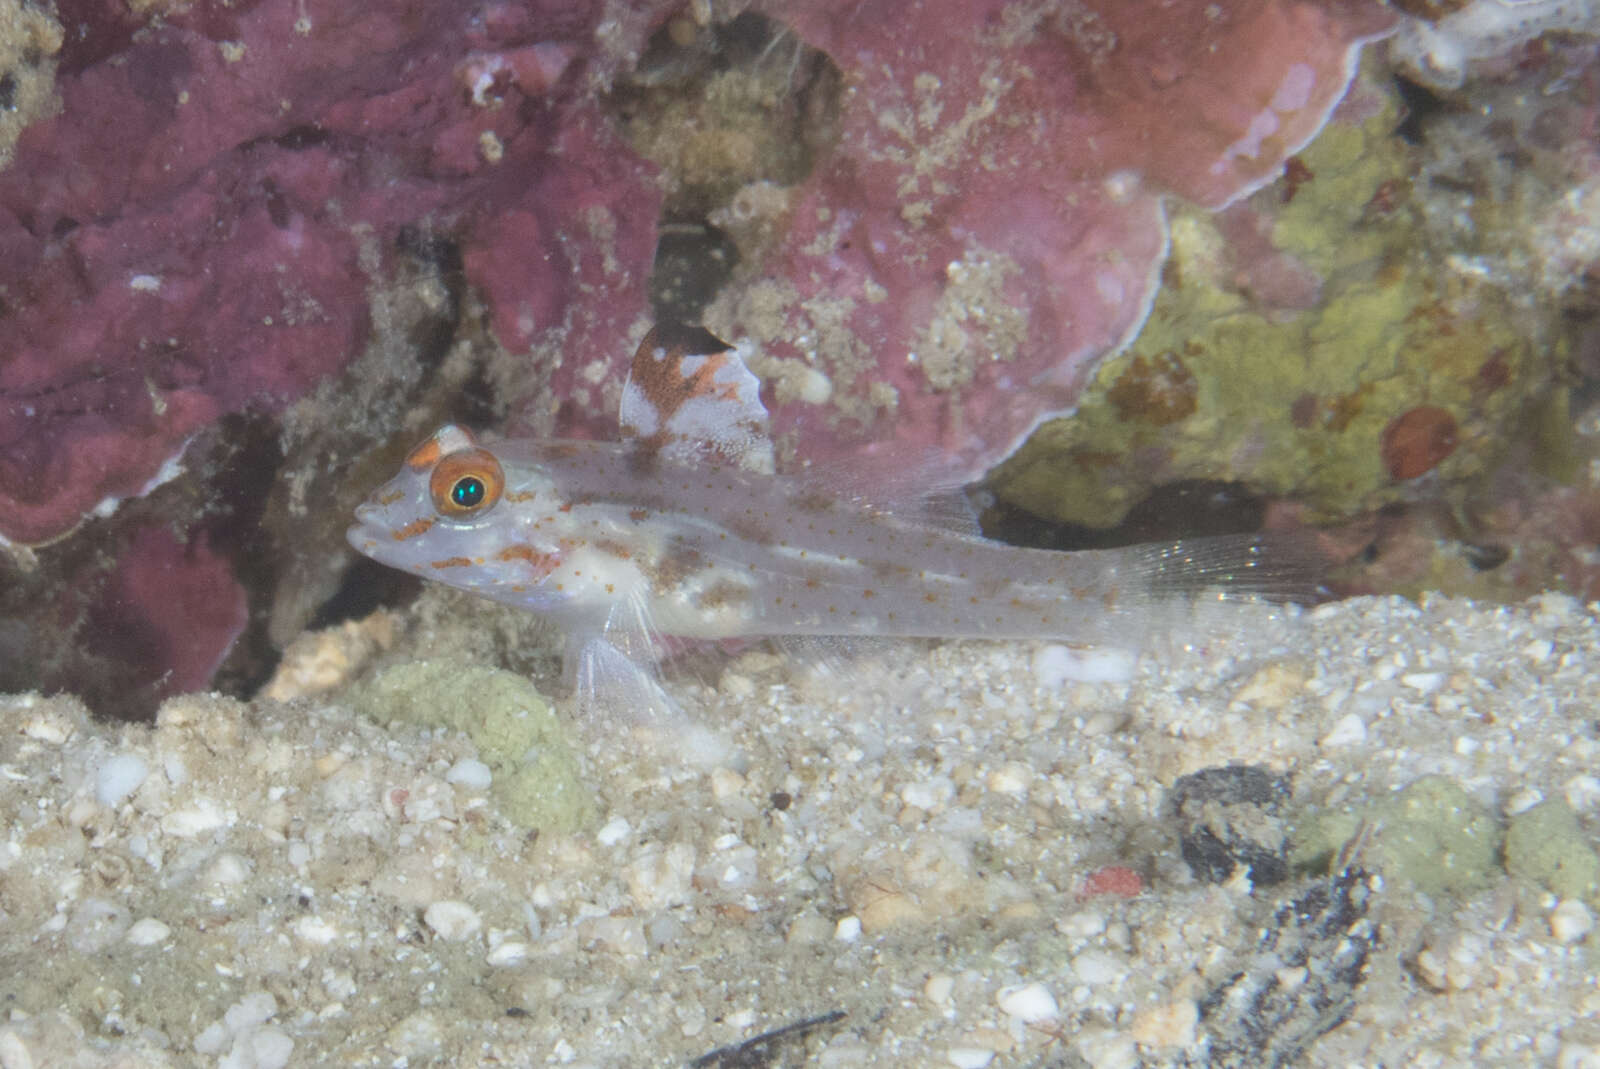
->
<box><xmin>618</xmin><ymin>325</ymin><xmax>775</xmax><ymax>474</ymax></box>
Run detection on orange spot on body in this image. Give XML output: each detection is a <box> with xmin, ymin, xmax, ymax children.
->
<box><xmin>431</xmin><ymin>557</ymin><xmax>474</xmax><ymax>569</ymax></box>
<box><xmin>497</xmin><ymin>543</ymin><xmax>560</xmax><ymax>577</ymax></box>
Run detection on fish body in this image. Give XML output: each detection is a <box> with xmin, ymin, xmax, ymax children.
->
<box><xmin>349</xmin><ymin>329</ymin><xmax>1305</xmax><ymax>714</ymax></box>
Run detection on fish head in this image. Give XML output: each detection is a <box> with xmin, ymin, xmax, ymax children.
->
<box><xmin>347</xmin><ymin>424</ymin><xmax>567</xmax><ymax>606</ymax></box>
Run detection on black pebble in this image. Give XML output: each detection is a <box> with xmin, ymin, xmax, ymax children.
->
<box><xmin>1169</xmin><ymin>764</ymin><xmax>1291</xmax><ymax>887</ymax></box>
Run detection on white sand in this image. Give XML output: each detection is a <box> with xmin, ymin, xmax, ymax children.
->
<box><xmin>2</xmin><ymin>593</ymin><xmax>1598</xmax><ymax>1067</ymax></box>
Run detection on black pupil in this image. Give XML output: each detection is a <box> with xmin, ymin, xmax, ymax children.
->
<box><xmin>451</xmin><ymin>476</ymin><xmax>485</xmax><ymax>508</ymax></box>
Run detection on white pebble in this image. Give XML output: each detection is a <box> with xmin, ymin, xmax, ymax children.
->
<box><xmin>946</xmin><ymin>1048</ymin><xmax>995</xmax><ymax>1068</ymax></box>
<box><xmin>595</xmin><ymin>815</ymin><xmax>632</xmax><ymax>846</ymax></box>
<box><xmin>95</xmin><ymin>753</ymin><xmax>149</xmax><ymax>807</ymax></box>
<box><xmin>1565</xmin><ymin>774</ymin><xmax>1600</xmax><ymax>814</ymax></box>
<box><xmin>834</xmin><ymin>915</ymin><xmax>862</xmax><ymax>942</ymax></box>
<box><xmin>901</xmin><ymin>776</ymin><xmax>954</xmax><ymax>811</ymax></box>
<box><xmin>21</xmin><ymin>712</ymin><xmax>73</xmax><ymax>744</ymax></box>
<box><xmin>924</xmin><ymin>973</ymin><xmax>955</xmax><ymax>1005</ymax></box>
<box><xmin>444</xmin><ymin>758</ymin><xmax>492</xmax><ymax>790</ymax></box>
<box><xmin>1523</xmin><ymin>638</ymin><xmax>1554</xmax><ymax>663</ymax></box>
<box><xmin>293</xmin><ymin>916</ymin><xmax>338</xmax><ymax>945</ymax></box>
<box><xmin>0</xmin><ymin>1030</ymin><xmax>32</xmax><ymax>1069</ymax></box>
<box><xmin>193</xmin><ymin>1022</ymin><xmax>230</xmax><ymax>1056</ymax></box>
<box><xmin>162</xmin><ymin>799</ymin><xmax>231</xmax><ymax>837</ymax></box>
<box><xmin>487</xmin><ymin>941</ymin><xmax>530</xmax><ymax>967</ymax></box>
<box><xmin>1504</xmin><ymin>787</ymin><xmax>1544</xmax><ymax>816</ymax></box>
<box><xmin>124</xmin><ymin>918</ymin><xmax>171</xmax><ymax>946</ymax></box>
<box><xmin>207</xmin><ymin>853</ymin><xmax>252</xmax><ymax>885</ymax></box>
<box><xmin>246</xmin><ymin>1028</ymin><xmax>294</xmax><ymax>1069</ymax></box>
<box><xmin>1400</xmin><ymin>671</ymin><xmax>1445</xmax><ymax>693</ymax></box>
<box><xmin>709</xmin><ymin>766</ymin><xmax>746</xmax><ymax>801</ymax></box>
<box><xmin>1076</xmin><ymin>1028</ymin><xmax>1138</xmax><ymax>1069</ymax></box>
<box><xmin>423</xmin><ymin>900</ymin><xmax>482</xmax><ymax>942</ymax></box>
<box><xmin>622</xmin><ymin>842</ymin><xmax>697</xmax><ymax>911</ymax></box>
<box><xmin>1558</xmin><ymin>1040</ymin><xmax>1600</xmax><ymax>1069</ymax></box>
<box><xmin>224</xmin><ymin>991</ymin><xmax>278</xmax><ymax>1033</ymax></box>
<box><xmin>996</xmin><ymin>981</ymin><xmax>1058</xmax><ymax>1022</ymax></box>
<box><xmin>1550</xmin><ymin>899</ymin><xmax>1594</xmax><ymax>945</ymax></box>
<box><xmin>1033</xmin><ymin>645</ymin><xmax>1135</xmax><ymax>687</ymax></box>
<box><xmin>1318</xmin><ymin>712</ymin><xmax>1367</xmax><ymax>748</ymax></box>
<box><xmin>1071</xmin><ymin>949</ymin><xmax>1129</xmax><ymax>986</ymax></box>
<box><xmin>385</xmin><ymin>1011</ymin><xmax>444</xmax><ymax>1058</ymax></box>
<box><xmin>986</xmin><ymin>763</ymin><xmax>1031</xmax><ymax>796</ymax></box>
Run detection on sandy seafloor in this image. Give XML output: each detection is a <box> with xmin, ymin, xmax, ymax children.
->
<box><xmin>2</xmin><ymin>592</ymin><xmax>1599</xmax><ymax>1068</ymax></box>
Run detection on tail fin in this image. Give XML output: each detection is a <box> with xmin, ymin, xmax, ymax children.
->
<box><xmin>1124</xmin><ymin>532</ymin><xmax>1328</xmax><ymax>607</ymax></box>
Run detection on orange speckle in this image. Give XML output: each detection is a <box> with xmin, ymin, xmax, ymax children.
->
<box><xmin>392</xmin><ymin>518</ymin><xmax>432</xmax><ymax>544</ymax></box>
<box><xmin>497</xmin><ymin>544</ymin><xmax>560</xmax><ymax>578</ymax></box>
<box><xmin>430</xmin><ymin>556</ymin><xmax>474</xmax><ymax>569</ymax></box>
<box><xmin>629</xmin><ymin>508</ymin><xmax>650</xmax><ymax>523</ymax></box>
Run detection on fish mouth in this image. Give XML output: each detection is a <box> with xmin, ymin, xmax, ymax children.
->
<box><xmin>346</xmin><ymin>520</ymin><xmax>380</xmax><ymax>554</ymax></box>
<box><xmin>346</xmin><ymin>504</ymin><xmax>389</xmax><ymax>553</ymax></box>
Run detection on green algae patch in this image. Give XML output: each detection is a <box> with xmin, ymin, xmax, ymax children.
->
<box><xmin>351</xmin><ymin>662</ymin><xmax>592</xmax><ymax>833</ymax></box>
<box><xmin>989</xmin><ymin>66</ymin><xmax>1557</xmax><ymax>532</ymax></box>
<box><xmin>1505</xmin><ymin>800</ymin><xmax>1600</xmax><ymax>905</ymax></box>
<box><xmin>1292</xmin><ymin>776</ymin><xmax>1501</xmax><ymax>899</ymax></box>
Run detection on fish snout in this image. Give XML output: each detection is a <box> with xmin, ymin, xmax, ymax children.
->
<box><xmin>348</xmin><ymin>498</ymin><xmax>397</xmax><ymax>553</ymax></box>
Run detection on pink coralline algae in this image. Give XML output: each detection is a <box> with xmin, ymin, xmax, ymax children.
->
<box><xmin>711</xmin><ymin>0</ymin><xmax>1397</xmax><ymax>482</ymax></box>
<box><xmin>81</xmin><ymin>525</ymin><xmax>249</xmax><ymax>716</ymax></box>
<box><xmin>0</xmin><ymin>0</ymin><xmax>661</xmax><ymax>547</ymax></box>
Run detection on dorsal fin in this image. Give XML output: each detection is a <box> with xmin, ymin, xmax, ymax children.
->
<box><xmin>404</xmin><ymin>424</ymin><xmax>481</xmax><ymax>471</ymax></box>
<box><xmin>619</xmin><ymin>325</ymin><xmax>775</xmax><ymax>474</ymax></box>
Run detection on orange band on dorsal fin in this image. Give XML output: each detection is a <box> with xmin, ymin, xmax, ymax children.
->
<box><xmin>406</xmin><ymin>424</ymin><xmax>481</xmax><ymax>471</ymax></box>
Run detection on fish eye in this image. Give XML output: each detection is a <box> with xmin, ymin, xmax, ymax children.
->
<box><xmin>429</xmin><ymin>448</ymin><xmax>504</xmax><ymax>519</ymax></box>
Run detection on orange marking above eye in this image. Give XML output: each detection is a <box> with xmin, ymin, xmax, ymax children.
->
<box><xmin>405</xmin><ymin>438</ymin><xmax>443</xmax><ymax>472</ymax></box>
<box><xmin>429</xmin><ymin>448</ymin><xmax>505</xmax><ymax>518</ymax></box>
